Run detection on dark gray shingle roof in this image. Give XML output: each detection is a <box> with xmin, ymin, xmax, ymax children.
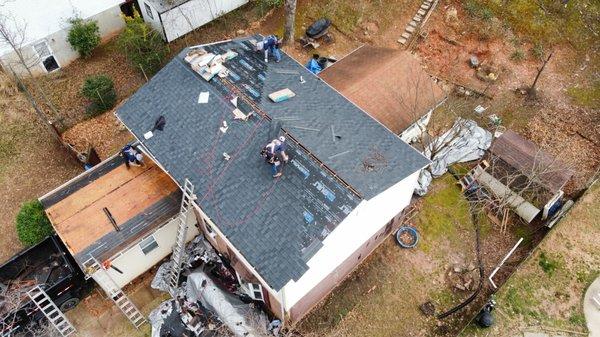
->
<box><xmin>116</xmin><ymin>37</ymin><xmax>429</xmax><ymax>290</ymax></box>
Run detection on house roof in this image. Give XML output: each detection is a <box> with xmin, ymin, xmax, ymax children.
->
<box><xmin>319</xmin><ymin>45</ymin><xmax>446</xmax><ymax>134</ymax></box>
<box><xmin>115</xmin><ymin>37</ymin><xmax>429</xmax><ymax>290</ymax></box>
<box><xmin>0</xmin><ymin>0</ymin><xmax>123</xmax><ymax>56</ymax></box>
<box><xmin>40</xmin><ymin>155</ymin><xmax>181</xmax><ymax>268</ymax></box>
<box><xmin>489</xmin><ymin>130</ymin><xmax>573</xmax><ymax>194</ymax></box>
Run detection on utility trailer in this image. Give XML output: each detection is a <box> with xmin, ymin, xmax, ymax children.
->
<box><xmin>0</xmin><ymin>235</ymin><xmax>93</xmax><ymax>336</ymax></box>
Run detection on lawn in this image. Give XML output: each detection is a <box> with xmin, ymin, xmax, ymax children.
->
<box><xmin>459</xmin><ymin>182</ymin><xmax>600</xmax><ymax>336</ymax></box>
<box><xmin>297</xmin><ymin>175</ymin><xmax>484</xmax><ymax>337</ymax></box>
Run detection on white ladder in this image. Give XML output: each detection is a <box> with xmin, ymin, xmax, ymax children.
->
<box><xmin>82</xmin><ymin>258</ymin><xmax>147</xmax><ymax>329</ymax></box>
<box><xmin>167</xmin><ymin>178</ymin><xmax>195</xmax><ymax>297</ymax></box>
<box><xmin>27</xmin><ymin>285</ymin><xmax>76</xmax><ymax>337</ymax></box>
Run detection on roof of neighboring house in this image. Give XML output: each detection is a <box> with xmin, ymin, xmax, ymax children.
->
<box><xmin>40</xmin><ymin>155</ymin><xmax>181</xmax><ymax>268</ymax></box>
<box><xmin>0</xmin><ymin>0</ymin><xmax>123</xmax><ymax>56</ymax></box>
<box><xmin>146</xmin><ymin>0</ymin><xmax>192</xmax><ymax>13</ymax></box>
<box><xmin>115</xmin><ymin>37</ymin><xmax>429</xmax><ymax>290</ymax></box>
<box><xmin>319</xmin><ymin>45</ymin><xmax>446</xmax><ymax>134</ymax></box>
<box><xmin>489</xmin><ymin>130</ymin><xmax>573</xmax><ymax>194</ymax></box>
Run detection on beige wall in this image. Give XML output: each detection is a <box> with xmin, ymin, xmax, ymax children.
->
<box><xmin>0</xmin><ymin>5</ymin><xmax>125</xmax><ymax>77</ymax></box>
<box><xmin>104</xmin><ymin>209</ymin><xmax>199</xmax><ymax>288</ymax></box>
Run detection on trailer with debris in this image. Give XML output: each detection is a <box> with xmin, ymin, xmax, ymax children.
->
<box><xmin>0</xmin><ymin>235</ymin><xmax>93</xmax><ymax>336</ymax></box>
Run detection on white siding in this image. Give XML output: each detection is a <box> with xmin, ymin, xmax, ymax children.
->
<box><xmin>104</xmin><ymin>209</ymin><xmax>199</xmax><ymax>288</ymax></box>
<box><xmin>160</xmin><ymin>0</ymin><xmax>248</xmax><ymax>42</ymax></box>
<box><xmin>280</xmin><ymin>170</ymin><xmax>421</xmax><ymax>310</ymax></box>
<box><xmin>137</xmin><ymin>1</ymin><xmax>166</xmax><ymax>40</ymax></box>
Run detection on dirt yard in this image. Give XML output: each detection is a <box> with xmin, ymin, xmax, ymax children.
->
<box><xmin>460</xmin><ymin>182</ymin><xmax>600</xmax><ymax>336</ymax></box>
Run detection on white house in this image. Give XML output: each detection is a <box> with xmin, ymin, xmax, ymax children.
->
<box><xmin>0</xmin><ymin>0</ymin><xmax>128</xmax><ymax>77</ymax></box>
<box><xmin>137</xmin><ymin>0</ymin><xmax>249</xmax><ymax>42</ymax></box>
<box><xmin>113</xmin><ymin>37</ymin><xmax>431</xmax><ymax>324</ymax></box>
<box><xmin>319</xmin><ymin>45</ymin><xmax>447</xmax><ymax>144</ymax></box>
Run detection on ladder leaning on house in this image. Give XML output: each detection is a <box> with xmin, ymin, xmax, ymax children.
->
<box><xmin>82</xmin><ymin>257</ymin><xmax>147</xmax><ymax>329</ymax></box>
<box><xmin>167</xmin><ymin>178</ymin><xmax>196</xmax><ymax>297</ymax></box>
<box><xmin>27</xmin><ymin>285</ymin><xmax>76</xmax><ymax>337</ymax></box>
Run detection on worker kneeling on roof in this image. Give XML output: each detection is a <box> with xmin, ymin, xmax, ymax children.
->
<box><xmin>261</xmin><ymin>136</ymin><xmax>289</xmax><ymax>178</ymax></box>
<box><xmin>256</xmin><ymin>35</ymin><xmax>281</xmax><ymax>63</ymax></box>
<box><xmin>121</xmin><ymin>144</ymin><xmax>144</xmax><ymax>168</ymax></box>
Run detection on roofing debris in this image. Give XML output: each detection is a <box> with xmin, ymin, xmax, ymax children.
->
<box><xmin>416</xmin><ymin>119</ymin><xmax>492</xmax><ymax>195</ymax></box>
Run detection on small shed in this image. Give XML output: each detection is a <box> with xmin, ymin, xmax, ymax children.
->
<box><xmin>319</xmin><ymin>45</ymin><xmax>446</xmax><ymax>143</ymax></box>
<box><xmin>479</xmin><ymin>130</ymin><xmax>573</xmax><ymax>222</ymax></box>
<box><xmin>137</xmin><ymin>0</ymin><xmax>249</xmax><ymax>42</ymax></box>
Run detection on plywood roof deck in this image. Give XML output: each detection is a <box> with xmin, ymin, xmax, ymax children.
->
<box><xmin>41</xmin><ymin>156</ymin><xmax>180</xmax><ymax>264</ymax></box>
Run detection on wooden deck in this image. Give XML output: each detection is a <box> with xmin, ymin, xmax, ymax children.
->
<box><xmin>45</xmin><ymin>159</ymin><xmax>179</xmax><ymax>256</ymax></box>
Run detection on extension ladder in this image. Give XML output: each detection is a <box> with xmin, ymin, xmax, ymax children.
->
<box><xmin>27</xmin><ymin>285</ymin><xmax>76</xmax><ymax>336</ymax></box>
<box><xmin>82</xmin><ymin>258</ymin><xmax>146</xmax><ymax>329</ymax></box>
<box><xmin>167</xmin><ymin>178</ymin><xmax>195</xmax><ymax>297</ymax></box>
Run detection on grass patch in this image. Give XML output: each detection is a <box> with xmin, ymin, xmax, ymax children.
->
<box><xmin>569</xmin><ymin>312</ymin><xmax>586</xmax><ymax>327</ymax></box>
<box><xmin>538</xmin><ymin>251</ymin><xmax>560</xmax><ymax>276</ymax></box>
<box><xmin>567</xmin><ymin>81</ymin><xmax>600</xmax><ymax>109</ymax></box>
<box><xmin>416</xmin><ymin>174</ymin><xmax>472</xmax><ymax>252</ymax></box>
<box><xmin>304</xmin><ymin>0</ymin><xmax>361</xmax><ymax>34</ymax></box>
<box><xmin>464</xmin><ymin>0</ymin><xmax>494</xmax><ymax>21</ymax></box>
<box><xmin>510</xmin><ymin>49</ymin><xmax>525</xmax><ymax>61</ymax></box>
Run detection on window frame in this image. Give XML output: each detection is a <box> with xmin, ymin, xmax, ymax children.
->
<box><xmin>33</xmin><ymin>40</ymin><xmax>60</xmax><ymax>73</ymax></box>
<box><xmin>144</xmin><ymin>2</ymin><xmax>154</xmax><ymax>20</ymax></box>
<box><xmin>139</xmin><ymin>235</ymin><xmax>159</xmax><ymax>255</ymax></box>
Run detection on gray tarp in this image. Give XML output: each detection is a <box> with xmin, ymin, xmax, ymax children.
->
<box><xmin>415</xmin><ymin>119</ymin><xmax>492</xmax><ymax>195</ymax></box>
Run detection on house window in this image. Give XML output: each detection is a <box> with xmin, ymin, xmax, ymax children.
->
<box><xmin>33</xmin><ymin>41</ymin><xmax>60</xmax><ymax>72</ymax></box>
<box><xmin>144</xmin><ymin>3</ymin><xmax>154</xmax><ymax>19</ymax></box>
<box><xmin>139</xmin><ymin>235</ymin><xmax>159</xmax><ymax>255</ymax></box>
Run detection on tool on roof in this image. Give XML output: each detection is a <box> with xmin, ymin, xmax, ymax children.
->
<box><xmin>219</xmin><ymin>121</ymin><xmax>228</xmax><ymax>133</ymax></box>
<box><xmin>268</xmin><ymin>88</ymin><xmax>296</xmax><ymax>102</ymax></box>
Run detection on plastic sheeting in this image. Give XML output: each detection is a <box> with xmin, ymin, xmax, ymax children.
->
<box><xmin>186</xmin><ymin>269</ymin><xmax>268</xmax><ymax>337</ymax></box>
<box><xmin>149</xmin><ymin>300</ymin><xmax>174</xmax><ymax>337</ymax></box>
<box><xmin>415</xmin><ymin>119</ymin><xmax>492</xmax><ymax>195</ymax></box>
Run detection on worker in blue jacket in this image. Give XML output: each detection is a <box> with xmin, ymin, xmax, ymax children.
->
<box><xmin>305</xmin><ymin>54</ymin><xmax>322</xmax><ymax>74</ymax></box>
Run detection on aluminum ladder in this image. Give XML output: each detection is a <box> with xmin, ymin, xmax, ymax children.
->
<box><xmin>167</xmin><ymin>178</ymin><xmax>195</xmax><ymax>297</ymax></box>
<box><xmin>82</xmin><ymin>258</ymin><xmax>147</xmax><ymax>329</ymax></box>
<box><xmin>27</xmin><ymin>285</ymin><xmax>76</xmax><ymax>337</ymax></box>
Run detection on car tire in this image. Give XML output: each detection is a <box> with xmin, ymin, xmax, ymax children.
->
<box><xmin>59</xmin><ymin>297</ymin><xmax>80</xmax><ymax>312</ymax></box>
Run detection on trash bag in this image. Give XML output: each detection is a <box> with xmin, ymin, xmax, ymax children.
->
<box><xmin>306</xmin><ymin>18</ymin><xmax>331</xmax><ymax>38</ymax></box>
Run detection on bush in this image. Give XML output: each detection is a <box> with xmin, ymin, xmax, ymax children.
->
<box><xmin>67</xmin><ymin>18</ymin><xmax>101</xmax><ymax>58</ymax></box>
<box><xmin>510</xmin><ymin>49</ymin><xmax>525</xmax><ymax>61</ymax></box>
<box><xmin>81</xmin><ymin>75</ymin><xmax>116</xmax><ymax>115</ymax></box>
<box><xmin>117</xmin><ymin>12</ymin><xmax>168</xmax><ymax>77</ymax></box>
<box><xmin>16</xmin><ymin>200</ymin><xmax>54</xmax><ymax>246</ymax></box>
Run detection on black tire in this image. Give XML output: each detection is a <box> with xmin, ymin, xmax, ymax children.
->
<box><xmin>59</xmin><ymin>297</ymin><xmax>80</xmax><ymax>312</ymax></box>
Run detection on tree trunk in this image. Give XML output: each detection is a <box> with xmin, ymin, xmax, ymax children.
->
<box><xmin>283</xmin><ymin>0</ymin><xmax>297</xmax><ymax>45</ymax></box>
<box><xmin>530</xmin><ymin>51</ymin><xmax>553</xmax><ymax>92</ymax></box>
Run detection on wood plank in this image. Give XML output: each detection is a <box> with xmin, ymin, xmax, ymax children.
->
<box><xmin>46</xmin><ymin>161</ymin><xmax>155</xmax><ymax>225</ymax></box>
<box><xmin>55</xmin><ymin>166</ymin><xmax>178</xmax><ymax>254</ymax></box>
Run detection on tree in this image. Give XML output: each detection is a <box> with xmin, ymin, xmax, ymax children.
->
<box><xmin>283</xmin><ymin>0</ymin><xmax>297</xmax><ymax>44</ymax></box>
<box><xmin>117</xmin><ymin>12</ymin><xmax>168</xmax><ymax>79</ymax></box>
<box><xmin>528</xmin><ymin>51</ymin><xmax>553</xmax><ymax>96</ymax></box>
<box><xmin>81</xmin><ymin>74</ymin><xmax>117</xmax><ymax>115</ymax></box>
<box><xmin>15</xmin><ymin>200</ymin><xmax>54</xmax><ymax>246</ymax></box>
<box><xmin>67</xmin><ymin>17</ymin><xmax>101</xmax><ymax>58</ymax></box>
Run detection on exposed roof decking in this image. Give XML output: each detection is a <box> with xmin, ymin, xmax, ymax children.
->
<box><xmin>42</xmin><ymin>157</ymin><xmax>180</xmax><ymax>266</ymax></box>
<box><xmin>115</xmin><ymin>37</ymin><xmax>428</xmax><ymax>290</ymax></box>
<box><xmin>319</xmin><ymin>46</ymin><xmax>447</xmax><ymax>134</ymax></box>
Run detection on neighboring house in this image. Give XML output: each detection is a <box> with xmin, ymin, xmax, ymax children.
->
<box><xmin>463</xmin><ymin>130</ymin><xmax>573</xmax><ymax>223</ymax></box>
<box><xmin>319</xmin><ymin>45</ymin><xmax>447</xmax><ymax>144</ymax></box>
<box><xmin>112</xmin><ymin>36</ymin><xmax>430</xmax><ymax>324</ymax></box>
<box><xmin>0</xmin><ymin>0</ymin><xmax>129</xmax><ymax>77</ymax></box>
<box><xmin>137</xmin><ymin>0</ymin><xmax>249</xmax><ymax>42</ymax></box>
<box><xmin>39</xmin><ymin>154</ymin><xmax>199</xmax><ymax>289</ymax></box>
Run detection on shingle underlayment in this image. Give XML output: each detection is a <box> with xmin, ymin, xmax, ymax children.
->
<box><xmin>116</xmin><ymin>37</ymin><xmax>429</xmax><ymax>290</ymax></box>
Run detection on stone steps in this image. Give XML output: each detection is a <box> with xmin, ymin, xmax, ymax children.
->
<box><xmin>397</xmin><ymin>0</ymin><xmax>438</xmax><ymax>47</ymax></box>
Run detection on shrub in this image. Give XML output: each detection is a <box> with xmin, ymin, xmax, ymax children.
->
<box><xmin>510</xmin><ymin>49</ymin><xmax>525</xmax><ymax>61</ymax></box>
<box><xmin>67</xmin><ymin>18</ymin><xmax>101</xmax><ymax>58</ymax></box>
<box><xmin>117</xmin><ymin>12</ymin><xmax>168</xmax><ymax>78</ymax></box>
<box><xmin>81</xmin><ymin>75</ymin><xmax>116</xmax><ymax>115</ymax></box>
<box><xmin>16</xmin><ymin>200</ymin><xmax>54</xmax><ymax>246</ymax></box>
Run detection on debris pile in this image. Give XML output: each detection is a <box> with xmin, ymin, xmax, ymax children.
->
<box><xmin>150</xmin><ymin>236</ymin><xmax>269</xmax><ymax>336</ymax></box>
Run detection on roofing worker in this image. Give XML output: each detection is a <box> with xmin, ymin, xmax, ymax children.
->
<box><xmin>262</xmin><ymin>140</ymin><xmax>277</xmax><ymax>162</ymax></box>
<box><xmin>271</xmin><ymin>154</ymin><xmax>283</xmax><ymax>178</ymax></box>
<box><xmin>260</xmin><ymin>35</ymin><xmax>281</xmax><ymax>63</ymax></box>
<box><xmin>305</xmin><ymin>54</ymin><xmax>322</xmax><ymax>75</ymax></box>
<box><xmin>121</xmin><ymin>144</ymin><xmax>144</xmax><ymax>168</ymax></box>
<box><xmin>275</xmin><ymin>136</ymin><xmax>289</xmax><ymax>162</ymax></box>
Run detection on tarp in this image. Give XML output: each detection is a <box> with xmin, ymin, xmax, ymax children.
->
<box><xmin>415</xmin><ymin>119</ymin><xmax>492</xmax><ymax>195</ymax></box>
<box><xmin>148</xmin><ymin>300</ymin><xmax>173</xmax><ymax>337</ymax></box>
<box><xmin>186</xmin><ymin>269</ymin><xmax>268</xmax><ymax>337</ymax></box>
